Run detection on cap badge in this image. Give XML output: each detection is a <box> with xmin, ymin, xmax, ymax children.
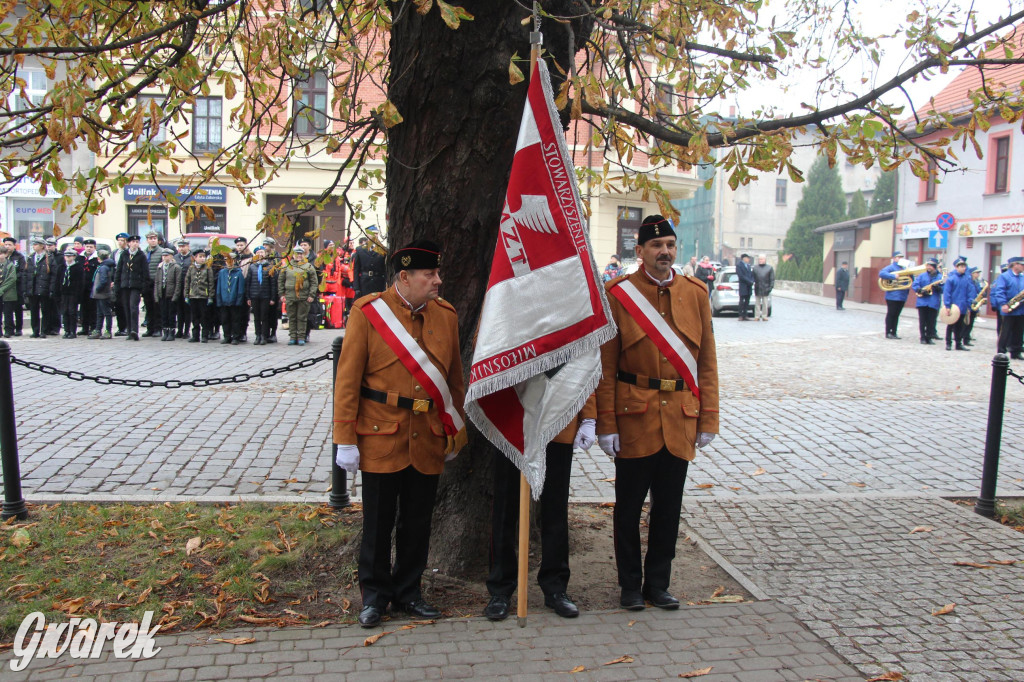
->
<box><xmin>401</xmin><ymin>255</ymin><xmax>411</xmax><ymax>267</ymax></box>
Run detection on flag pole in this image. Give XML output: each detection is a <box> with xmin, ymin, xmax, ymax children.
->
<box><xmin>517</xmin><ymin>3</ymin><xmax>543</xmax><ymax>629</ymax></box>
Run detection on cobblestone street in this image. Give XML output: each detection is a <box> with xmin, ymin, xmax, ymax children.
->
<box><xmin>2</xmin><ymin>290</ymin><xmax>1023</xmax><ymax>680</ymax></box>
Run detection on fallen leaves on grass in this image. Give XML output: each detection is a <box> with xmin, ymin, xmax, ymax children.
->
<box><xmin>10</xmin><ymin>529</ymin><xmax>30</xmax><ymax>548</ymax></box>
<box><xmin>678</xmin><ymin>667</ymin><xmax>713</xmax><ymax>678</ymax></box>
<box><xmin>214</xmin><ymin>637</ymin><xmax>256</xmax><ymax>645</ymax></box>
<box><xmin>185</xmin><ymin>536</ymin><xmax>201</xmax><ymax>556</ymax></box>
<box><xmin>931</xmin><ymin>603</ymin><xmax>956</xmax><ymax>616</ymax></box>
<box><xmin>602</xmin><ymin>655</ymin><xmax>633</xmax><ymax>665</ymax></box>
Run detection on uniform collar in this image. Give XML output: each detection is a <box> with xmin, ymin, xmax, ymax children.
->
<box><xmin>641</xmin><ymin>264</ymin><xmax>674</xmax><ymax>287</ymax></box>
<box><xmin>394</xmin><ymin>284</ymin><xmax>426</xmax><ymax>313</ymax></box>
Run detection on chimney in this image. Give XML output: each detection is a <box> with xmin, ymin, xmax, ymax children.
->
<box><xmin>729</xmin><ymin>105</ymin><xmax>736</xmax><ymax>118</ymax></box>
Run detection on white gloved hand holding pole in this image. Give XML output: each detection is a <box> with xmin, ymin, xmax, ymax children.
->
<box><xmin>696</xmin><ymin>432</ymin><xmax>716</xmax><ymax>449</ymax></box>
<box><xmin>573</xmin><ymin>419</ymin><xmax>596</xmax><ymax>451</ymax></box>
<box><xmin>335</xmin><ymin>444</ymin><xmax>360</xmax><ymax>473</ymax></box>
<box><xmin>598</xmin><ymin>433</ymin><xmax>620</xmax><ymax>458</ymax></box>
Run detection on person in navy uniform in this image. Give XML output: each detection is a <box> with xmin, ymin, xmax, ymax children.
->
<box><xmin>351</xmin><ymin>233</ymin><xmax>387</xmax><ymax>299</ymax></box>
<box><xmin>878</xmin><ymin>251</ymin><xmax>909</xmax><ymax>339</ymax></box>
<box><xmin>990</xmin><ymin>256</ymin><xmax>1024</xmax><ymax>359</ymax></box>
<box><xmin>835</xmin><ymin>261</ymin><xmax>850</xmax><ymax>310</ymax></box>
<box><xmin>911</xmin><ymin>258</ymin><xmax>943</xmax><ymax>345</ymax></box>
<box><xmin>57</xmin><ymin>251</ymin><xmax>84</xmax><ymax>338</ymax></box>
<box><xmin>735</xmin><ymin>253</ymin><xmax>754</xmax><ymax>321</ymax></box>
<box><xmin>2</xmin><ymin>236</ymin><xmax>25</xmax><ymax>335</ymax></box>
<box><xmin>995</xmin><ymin>262</ymin><xmax>1009</xmax><ymax>338</ymax></box>
<box><xmin>942</xmin><ymin>257</ymin><xmax>971</xmax><ymax>351</ymax></box>
<box><xmin>961</xmin><ymin>266</ymin><xmax>983</xmax><ymax>346</ymax></box>
<box><xmin>25</xmin><ymin>237</ymin><xmax>55</xmax><ymax>338</ymax></box>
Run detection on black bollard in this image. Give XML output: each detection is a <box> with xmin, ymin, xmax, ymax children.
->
<box><xmin>975</xmin><ymin>353</ymin><xmax>1009</xmax><ymax>519</ymax></box>
<box><xmin>0</xmin><ymin>341</ymin><xmax>28</xmax><ymax>520</ymax></box>
<box><xmin>329</xmin><ymin>335</ymin><xmax>350</xmax><ymax>509</ymax></box>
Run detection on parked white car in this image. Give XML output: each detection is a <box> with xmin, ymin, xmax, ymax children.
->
<box><xmin>710</xmin><ymin>266</ymin><xmax>772</xmax><ymax>317</ymax></box>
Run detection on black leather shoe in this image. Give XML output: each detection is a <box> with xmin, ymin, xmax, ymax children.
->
<box><xmin>358</xmin><ymin>604</ymin><xmax>382</xmax><ymax>628</ymax></box>
<box><xmin>946</xmin><ymin>344</ymin><xmax>952</xmax><ymax>351</ymax></box>
<box><xmin>963</xmin><ymin>340</ymin><xmax>973</xmax><ymax>346</ymax></box>
<box><xmin>397</xmin><ymin>600</ymin><xmax>441</xmax><ymax>619</ymax></box>
<box><xmin>483</xmin><ymin>595</ymin><xmax>510</xmax><ymax>621</ymax></box>
<box><xmin>930</xmin><ymin>334</ymin><xmax>941</xmax><ymax>341</ymax></box>
<box><xmin>1011</xmin><ymin>353</ymin><xmax>1023</xmax><ymax>360</ymax></box>
<box><xmin>955</xmin><ymin>344</ymin><xmax>970</xmax><ymax>351</ymax></box>
<box><xmin>885</xmin><ymin>332</ymin><xmax>895</xmax><ymax>339</ymax></box>
<box><xmin>544</xmin><ymin>593</ymin><xmax>579</xmax><ymax>618</ymax></box>
<box><xmin>643</xmin><ymin>588</ymin><xmax>680</xmax><ymax>610</ymax></box>
<box><xmin>925</xmin><ymin>338</ymin><xmax>935</xmax><ymax>345</ymax></box>
<box><xmin>620</xmin><ymin>589</ymin><xmax>645</xmax><ymax>611</ymax></box>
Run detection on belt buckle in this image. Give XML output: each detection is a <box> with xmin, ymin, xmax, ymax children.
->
<box><xmin>659</xmin><ymin>379</ymin><xmax>676</xmax><ymax>392</ymax></box>
<box><xmin>412</xmin><ymin>399</ymin><xmax>430</xmax><ymax>414</ymax></box>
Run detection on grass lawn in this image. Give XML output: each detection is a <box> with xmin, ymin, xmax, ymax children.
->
<box><xmin>995</xmin><ymin>499</ymin><xmax>1024</xmax><ymax>533</ymax></box>
<box><xmin>0</xmin><ymin>502</ymin><xmax>359</xmax><ymax>643</ymax></box>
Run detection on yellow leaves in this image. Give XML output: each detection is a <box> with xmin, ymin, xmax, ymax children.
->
<box><xmin>214</xmin><ymin>637</ymin><xmax>256</xmax><ymax>645</ymax></box>
<box><xmin>185</xmin><ymin>536</ymin><xmax>202</xmax><ymax>556</ymax></box>
<box><xmin>376</xmin><ymin>100</ymin><xmax>403</xmax><ymax>128</ymax></box>
<box><xmin>436</xmin><ymin>0</ymin><xmax>473</xmax><ymax>30</ymax></box>
<box><xmin>603</xmin><ymin>655</ymin><xmax>633</xmax><ymax>665</ymax></box>
<box><xmin>679</xmin><ymin>667</ymin><xmax>713</xmax><ymax>678</ymax></box>
<box><xmin>952</xmin><ymin>561</ymin><xmax>991</xmax><ymax>569</ymax></box>
<box><xmin>931</xmin><ymin>603</ymin><xmax>956</xmax><ymax>616</ymax></box>
<box><xmin>413</xmin><ymin>0</ymin><xmax>433</xmax><ymax>14</ymax></box>
<box><xmin>569</xmin><ymin>665</ymin><xmax>586</xmax><ymax>673</ymax></box>
<box><xmin>363</xmin><ymin>631</ymin><xmax>391</xmax><ymax>646</ymax></box>
<box><xmin>866</xmin><ymin>673</ymin><xmax>904</xmax><ymax>681</ymax></box>
<box><xmin>750</xmin><ymin>467</ymin><xmax>766</xmax><ymax>476</ymax></box>
<box><xmin>53</xmin><ymin>596</ymin><xmax>86</xmax><ymax>615</ymax></box>
<box><xmin>909</xmin><ymin>526</ymin><xmax>933</xmax><ymax>534</ymax></box>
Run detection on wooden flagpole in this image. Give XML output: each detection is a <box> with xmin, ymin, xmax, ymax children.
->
<box><xmin>518</xmin><ymin>3</ymin><xmax>543</xmax><ymax>629</ymax></box>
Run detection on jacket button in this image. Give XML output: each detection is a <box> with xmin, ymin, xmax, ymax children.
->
<box><xmin>662</xmin><ymin>357</ymin><xmax>668</xmax><ymax>362</ymax></box>
<box><xmin>412</xmin><ymin>432</ymin><xmax>418</xmax><ymax>439</ymax></box>
<box><xmin>372</xmin><ymin>425</ymin><xmax>379</xmax><ymax>432</ymax></box>
<box><xmin>623</xmin><ymin>407</ymin><xmax>628</xmax><ymax>412</ymax></box>
<box><xmin>661</xmin><ymin>400</ymin><xmax>668</xmax><ymax>406</ymax></box>
<box><xmin>660</xmin><ymin>311</ymin><xmax>666</xmax><ymax>316</ymax></box>
<box><xmin>414</xmin><ymin>385</ymin><xmax>421</xmax><ymax>391</ymax></box>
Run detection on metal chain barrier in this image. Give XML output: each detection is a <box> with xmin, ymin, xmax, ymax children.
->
<box><xmin>1008</xmin><ymin>366</ymin><xmax>1024</xmax><ymax>387</ymax></box>
<box><xmin>9</xmin><ymin>352</ymin><xmax>333</xmax><ymax>388</ymax></box>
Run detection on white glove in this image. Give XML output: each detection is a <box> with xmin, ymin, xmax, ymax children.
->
<box><xmin>445</xmin><ymin>450</ymin><xmax>458</xmax><ymax>462</ymax></box>
<box><xmin>598</xmin><ymin>433</ymin><xmax>620</xmax><ymax>458</ymax></box>
<box><xmin>696</xmin><ymin>432</ymin><xmax>716</xmax><ymax>449</ymax></box>
<box><xmin>335</xmin><ymin>444</ymin><xmax>360</xmax><ymax>473</ymax></box>
<box><xmin>573</xmin><ymin>419</ymin><xmax>596</xmax><ymax>451</ymax></box>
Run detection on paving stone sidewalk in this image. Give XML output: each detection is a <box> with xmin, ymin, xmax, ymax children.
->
<box><xmin>1</xmin><ymin>600</ymin><xmax>863</xmax><ymax>682</ymax></box>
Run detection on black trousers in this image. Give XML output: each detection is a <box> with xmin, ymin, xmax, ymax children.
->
<box><xmin>79</xmin><ymin>297</ymin><xmax>95</xmax><ymax>332</ymax></box>
<box><xmin>885</xmin><ymin>299</ymin><xmax>905</xmax><ymax>335</ymax></box>
<box><xmin>176</xmin><ymin>297</ymin><xmax>191</xmax><ymax>335</ymax></box>
<box><xmin>114</xmin><ymin>292</ymin><xmax>126</xmax><ymax>332</ymax></box>
<box><xmin>13</xmin><ymin>292</ymin><xmax>23</xmax><ymax>332</ymax></box>
<box><xmin>2</xmin><ymin>300</ymin><xmax>17</xmax><ymax>335</ymax></box>
<box><xmin>27</xmin><ymin>294</ymin><xmax>47</xmax><ymax>336</ymax></box>
<box><xmin>60</xmin><ymin>295</ymin><xmax>80</xmax><ymax>334</ymax></box>
<box><xmin>945</xmin><ymin>316</ymin><xmax>966</xmax><ymax>347</ymax></box>
<box><xmin>486</xmin><ymin>443</ymin><xmax>572</xmax><ymax>599</ymax></box>
<box><xmin>963</xmin><ymin>309</ymin><xmax>977</xmax><ymax>340</ymax></box>
<box><xmin>142</xmin><ymin>290</ymin><xmax>158</xmax><ymax>333</ymax></box>
<box><xmin>738</xmin><ymin>293</ymin><xmax>751</xmax><ymax>317</ymax></box>
<box><xmin>120</xmin><ymin>288</ymin><xmax>142</xmax><ymax>335</ymax></box>
<box><xmin>998</xmin><ymin>315</ymin><xmax>1024</xmax><ymax>355</ymax></box>
<box><xmin>836</xmin><ymin>289</ymin><xmax>846</xmax><ymax>309</ymax></box>
<box><xmin>190</xmin><ymin>299</ymin><xmax>212</xmax><ymax>339</ymax></box>
<box><xmin>219</xmin><ymin>305</ymin><xmax>246</xmax><ymax>340</ymax></box>
<box><xmin>359</xmin><ymin>466</ymin><xmax>440</xmax><ymax>609</ymax></box>
<box><xmin>251</xmin><ymin>298</ymin><xmax>271</xmax><ymax>338</ymax></box>
<box><xmin>43</xmin><ymin>293</ymin><xmax>59</xmax><ymax>334</ymax></box>
<box><xmin>917</xmin><ymin>306</ymin><xmax>938</xmax><ymax>341</ymax></box>
<box><xmin>613</xmin><ymin>448</ymin><xmax>689</xmax><ymax>593</ymax></box>
<box><xmin>160</xmin><ymin>296</ymin><xmax>176</xmax><ymax>329</ymax></box>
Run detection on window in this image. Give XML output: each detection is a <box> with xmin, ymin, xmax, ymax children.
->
<box><xmin>776</xmin><ymin>238</ymin><xmax>781</xmax><ymax>249</ymax></box>
<box><xmin>192</xmin><ymin>97</ymin><xmax>222</xmax><ymax>153</ymax></box>
<box><xmin>293</xmin><ymin>71</ymin><xmax>328</xmax><ymax>136</ymax></box>
<box><xmin>8</xmin><ymin>69</ymin><xmax>47</xmax><ymax>132</ymax></box>
<box><xmin>296</xmin><ymin>0</ymin><xmax>326</xmax><ymax>11</ymax></box>
<box><xmin>775</xmin><ymin>179</ymin><xmax>787</xmax><ymax>204</ymax></box>
<box><xmin>991</xmin><ymin>135</ymin><xmax>1010</xmax><ymax>194</ymax></box>
<box><xmin>652</xmin><ymin>82</ymin><xmax>673</xmax><ymax>154</ymax></box>
<box><xmin>137</xmin><ymin>94</ymin><xmax>167</xmax><ymax>144</ymax></box>
<box><xmin>923</xmin><ymin>158</ymin><xmax>937</xmax><ymax>202</ymax></box>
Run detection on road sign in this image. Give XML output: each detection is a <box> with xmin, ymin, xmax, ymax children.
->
<box><xmin>936</xmin><ymin>212</ymin><xmax>956</xmax><ymax>231</ymax></box>
<box><xmin>929</xmin><ymin>230</ymin><xmax>948</xmax><ymax>249</ymax></box>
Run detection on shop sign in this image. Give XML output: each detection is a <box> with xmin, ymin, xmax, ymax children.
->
<box><xmin>124</xmin><ymin>184</ymin><xmax>226</xmax><ymax>204</ymax></box>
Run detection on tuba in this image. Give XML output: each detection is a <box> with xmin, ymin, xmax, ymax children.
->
<box><xmin>971</xmin><ymin>281</ymin><xmax>989</xmax><ymax>312</ymax></box>
<box><xmin>879</xmin><ymin>264</ymin><xmax>928</xmax><ymax>291</ymax></box>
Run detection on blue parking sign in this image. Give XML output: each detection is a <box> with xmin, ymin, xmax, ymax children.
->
<box><xmin>928</xmin><ymin>230</ymin><xmax>947</xmax><ymax>248</ymax></box>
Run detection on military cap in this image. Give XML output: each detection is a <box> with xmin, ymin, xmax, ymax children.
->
<box><xmin>62</xmin><ymin>250</ymin><xmax>76</xmax><ymax>258</ymax></box>
<box><xmin>391</xmin><ymin>239</ymin><xmax>441</xmax><ymax>272</ymax></box>
<box><xmin>1008</xmin><ymin>256</ymin><xmax>1024</xmax><ymax>265</ymax></box>
<box><xmin>892</xmin><ymin>250</ymin><xmax>904</xmax><ymax>258</ymax></box>
<box><xmin>292</xmin><ymin>246</ymin><xmax>306</xmax><ymax>255</ymax></box>
<box><xmin>262</xmin><ymin>237</ymin><xmax>277</xmax><ymax>246</ymax></box>
<box><xmin>234</xmin><ymin>236</ymin><xmax>247</xmax><ymax>244</ymax></box>
<box><xmin>44</xmin><ymin>237</ymin><xmax>56</xmax><ymax>245</ymax></box>
<box><xmin>30</xmin><ymin>237</ymin><xmax>45</xmax><ymax>246</ymax></box>
<box><xmin>116</xmin><ymin>232</ymin><xmax>130</xmax><ymax>240</ymax></box>
<box><xmin>175</xmin><ymin>239</ymin><xmax>189</xmax><ymax>247</ymax></box>
<box><xmin>145</xmin><ymin>230</ymin><xmax>160</xmax><ymax>238</ymax></box>
<box><xmin>127</xmin><ymin>234</ymin><xmax>141</xmax><ymax>243</ymax></box>
<box><xmin>926</xmin><ymin>257</ymin><xmax>939</xmax><ymax>266</ymax></box>
<box><xmin>637</xmin><ymin>215</ymin><xmax>676</xmax><ymax>245</ymax></box>
<box><xmin>953</xmin><ymin>257</ymin><xmax>967</xmax><ymax>267</ymax></box>
<box><xmin>83</xmin><ymin>238</ymin><xmax>96</xmax><ymax>246</ymax></box>
<box><xmin>2</xmin><ymin>236</ymin><xmax>15</xmax><ymax>244</ymax></box>
<box><xmin>162</xmin><ymin>248</ymin><xmax>175</xmax><ymax>256</ymax></box>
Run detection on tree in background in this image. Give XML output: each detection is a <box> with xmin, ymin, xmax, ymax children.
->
<box><xmin>869</xmin><ymin>171</ymin><xmax>897</xmax><ymax>214</ymax></box>
<box><xmin>847</xmin><ymin>190</ymin><xmax>868</xmax><ymax>220</ymax></box>
<box><xmin>4</xmin><ymin>1</ymin><xmax>1024</xmax><ymax>572</ymax></box>
<box><xmin>782</xmin><ymin>156</ymin><xmax>846</xmax><ymax>262</ymax></box>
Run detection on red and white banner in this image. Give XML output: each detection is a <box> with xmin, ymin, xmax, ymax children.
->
<box><xmin>465</xmin><ymin>59</ymin><xmax>615</xmax><ymax>498</ymax></box>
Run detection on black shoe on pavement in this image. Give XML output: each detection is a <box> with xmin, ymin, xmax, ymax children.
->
<box><xmin>946</xmin><ymin>344</ymin><xmax>952</xmax><ymax>351</ymax></box>
<box><xmin>930</xmin><ymin>334</ymin><xmax>941</xmax><ymax>340</ymax></box>
<box><xmin>220</xmin><ymin>337</ymin><xmax>231</xmax><ymax>344</ymax></box>
<box><xmin>885</xmin><ymin>332</ymin><xmax>895</xmax><ymax>339</ymax></box>
<box><xmin>1010</xmin><ymin>353</ymin><xmax>1023</xmax><ymax>360</ymax></box>
<box><xmin>955</xmin><ymin>344</ymin><xmax>970</xmax><ymax>351</ymax></box>
<box><xmin>115</xmin><ymin>330</ymin><xmax>127</xmax><ymax>336</ymax></box>
<box><xmin>920</xmin><ymin>339</ymin><xmax>929</xmax><ymax>344</ymax></box>
<box><xmin>619</xmin><ymin>589</ymin><xmax>645</xmax><ymax>611</ymax></box>
<box><xmin>544</xmin><ymin>593</ymin><xmax>579</xmax><ymax>618</ymax></box>
<box><xmin>483</xmin><ymin>595</ymin><xmax>510</xmax><ymax>621</ymax></box>
<box><xmin>963</xmin><ymin>340</ymin><xmax>973</xmax><ymax>346</ymax></box>
<box><xmin>396</xmin><ymin>600</ymin><xmax>441</xmax><ymax>619</ymax></box>
<box><xmin>643</xmin><ymin>588</ymin><xmax>680</xmax><ymax>610</ymax></box>
<box><xmin>358</xmin><ymin>605</ymin><xmax>382</xmax><ymax>628</ymax></box>
<box><xmin>188</xmin><ymin>337</ymin><xmax>200</xmax><ymax>343</ymax></box>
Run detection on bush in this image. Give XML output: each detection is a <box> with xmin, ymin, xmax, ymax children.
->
<box><xmin>777</xmin><ymin>256</ymin><xmax>823</xmax><ymax>283</ymax></box>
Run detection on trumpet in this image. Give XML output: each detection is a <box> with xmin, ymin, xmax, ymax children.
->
<box><xmin>918</xmin><ymin>269</ymin><xmax>946</xmax><ymax>296</ymax></box>
<box><xmin>971</xmin><ymin>281</ymin><xmax>989</xmax><ymax>312</ymax></box>
<box><xmin>879</xmin><ymin>264</ymin><xmax>928</xmax><ymax>291</ymax></box>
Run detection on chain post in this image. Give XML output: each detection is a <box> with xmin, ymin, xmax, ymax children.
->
<box><xmin>975</xmin><ymin>353</ymin><xmax>1010</xmax><ymax>519</ymax></box>
<box><xmin>329</xmin><ymin>335</ymin><xmax>350</xmax><ymax>509</ymax></box>
<box><xmin>0</xmin><ymin>341</ymin><xmax>28</xmax><ymax>521</ymax></box>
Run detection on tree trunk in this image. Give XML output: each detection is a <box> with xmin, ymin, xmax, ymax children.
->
<box><xmin>386</xmin><ymin>1</ymin><xmax>592</xmax><ymax>575</ymax></box>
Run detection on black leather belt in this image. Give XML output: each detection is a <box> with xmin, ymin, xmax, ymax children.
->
<box><xmin>360</xmin><ymin>386</ymin><xmax>433</xmax><ymax>413</ymax></box>
<box><xmin>616</xmin><ymin>371</ymin><xmax>686</xmax><ymax>392</ymax></box>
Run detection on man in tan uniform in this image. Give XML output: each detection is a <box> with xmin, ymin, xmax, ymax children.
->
<box><xmin>597</xmin><ymin>215</ymin><xmax>719</xmax><ymax>611</ymax></box>
<box><xmin>333</xmin><ymin>238</ymin><xmax>467</xmax><ymax>628</ymax></box>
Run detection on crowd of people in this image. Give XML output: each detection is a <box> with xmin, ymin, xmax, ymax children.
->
<box><xmin>0</xmin><ymin>230</ymin><xmax>391</xmax><ymax>347</ymax></box>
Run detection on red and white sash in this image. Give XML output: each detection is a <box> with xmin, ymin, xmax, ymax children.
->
<box><xmin>608</xmin><ymin>279</ymin><xmax>700</xmax><ymax>400</ymax></box>
<box><xmin>361</xmin><ymin>297</ymin><xmax>465</xmax><ymax>435</ymax></box>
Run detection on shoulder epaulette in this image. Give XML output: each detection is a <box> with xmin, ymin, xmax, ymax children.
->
<box><xmin>433</xmin><ymin>296</ymin><xmax>457</xmax><ymax>314</ymax></box>
<box><xmin>682</xmin><ymin>275</ymin><xmax>708</xmax><ymax>291</ymax></box>
<box><xmin>351</xmin><ymin>292</ymin><xmax>381</xmax><ymax>310</ymax></box>
<box><xmin>604</xmin><ymin>274</ymin><xmax>630</xmax><ymax>291</ymax></box>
